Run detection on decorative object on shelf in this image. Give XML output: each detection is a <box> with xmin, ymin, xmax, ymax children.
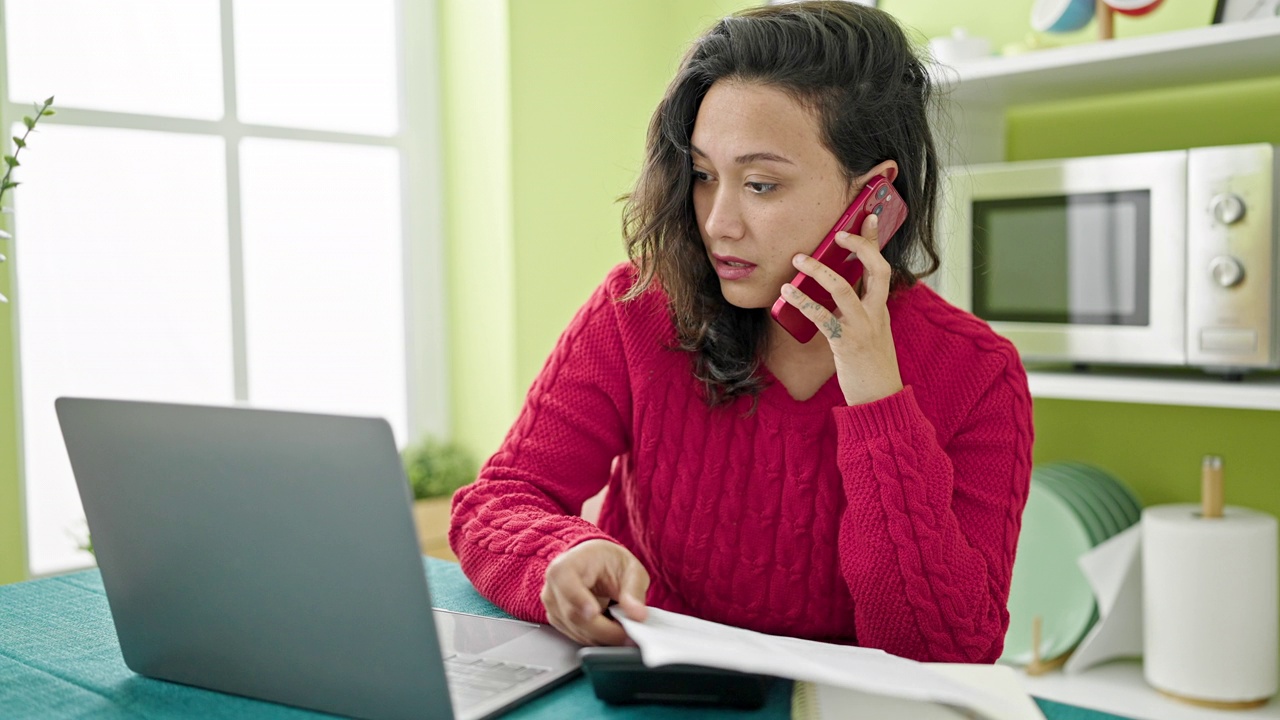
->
<box><xmin>928</xmin><ymin>27</ymin><xmax>992</xmax><ymax>65</ymax></box>
<box><xmin>1214</xmin><ymin>0</ymin><xmax>1280</xmax><ymax>23</ymax></box>
<box><xmin>1142</xmin><ymin>455</ymin><xmax>1278</xmax><ymax>708</ymax></box>
<box><xmin>1031</xmin><ymin>0</ymin><xmax>1165</xmax><ymax>42</ymax></box>
<box><xmin>1031</xmin><ymin>0</ymin><xmax>1097</xmax><ymax>34</ymax></box>
<box><xmin>1097</xmin><ymin>0</ymin><xmax>1165</xmax><ymax>39</ymax></box>
<box><xmin>0</xmin><ymin>95</ymin><xmax>55</xmax><ymax>304</ymax></box>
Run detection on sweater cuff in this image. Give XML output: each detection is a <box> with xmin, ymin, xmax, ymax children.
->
<box><xmin>832</xmin><ymin>385</ymin><xmax>925</xmax><ymax>440</ymax></box>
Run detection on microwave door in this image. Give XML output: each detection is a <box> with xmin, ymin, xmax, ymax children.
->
<box><xmin>940</xmin><ymin>151</ymin><xmax>1188</xmax><ymax>366</ymax></box>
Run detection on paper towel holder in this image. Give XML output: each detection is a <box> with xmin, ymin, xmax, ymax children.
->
<box><xmin>1151</xmin><ymin>454</ymin><xmax>1272</xmax><ymax>710</ymax></box>
<box><xmin>1201</xmin><ymin>454</ymin><xmax>1224</xmax><ymax>519</ymax></box>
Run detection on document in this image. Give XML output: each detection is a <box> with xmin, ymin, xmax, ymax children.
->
<box><xmin>618</xmin><ymin>608</ymin><xmax>1044</xmax><ymax>720</ymax></box>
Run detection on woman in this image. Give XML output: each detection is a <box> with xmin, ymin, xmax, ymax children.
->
<box><xmin>449</xmin><ymin>1</ymin><xmax>1032</xmax><ymax>664</ymax></box>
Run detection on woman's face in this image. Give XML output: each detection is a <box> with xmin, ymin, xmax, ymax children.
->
<box><xmin>690</xmin><ymin>79</ymin><xmax>855</xmax><ymax>310</ymax></box>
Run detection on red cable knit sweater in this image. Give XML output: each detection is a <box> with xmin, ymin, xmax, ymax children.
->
<box><xmin>450</xmin><ymin>263</ymin><xmax>1033</xmax><ymax>663</ymax></box>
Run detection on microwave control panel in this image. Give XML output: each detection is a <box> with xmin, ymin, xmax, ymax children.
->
<box><xmin>1186</xmin><ymin>143</ymin><xmax>1278</xmax><ymax>369</ymax></box>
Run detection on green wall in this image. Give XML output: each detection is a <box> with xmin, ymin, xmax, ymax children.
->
<box><xmin>439</xmin><ymin>0</ymin><xmax>754</xmax><ymax>457</ymax></box>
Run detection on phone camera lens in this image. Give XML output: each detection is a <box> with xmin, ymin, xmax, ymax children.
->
<box><xmin>872</xmin><ymin>205</ymin><xmax>884</xmax><ymax>215</ymax></box>
<box><xmin>876</xmin><ymin>186</ymin><xmax>889</xmax><ymax>199</ymax></box>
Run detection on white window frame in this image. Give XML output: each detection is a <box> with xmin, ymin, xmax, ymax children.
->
<box><xmin>0</xmin><ymin>0</ymin><xmax>449</xmax><ymax>577</ymax></box>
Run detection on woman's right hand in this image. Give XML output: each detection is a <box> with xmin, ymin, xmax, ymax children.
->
<box><xmin>541</xmin><ymin>539</ymin><xmax>650</xmax><ymax>645</ymax></box>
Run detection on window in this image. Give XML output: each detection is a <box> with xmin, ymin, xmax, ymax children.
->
<box><xmin>1</xmin><ymin>0</ymin><xmax>446</xmax><ymax>576</ymax></box>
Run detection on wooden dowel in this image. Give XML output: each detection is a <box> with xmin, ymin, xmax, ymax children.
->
<box><xmin>1097</xmin><ymin>0</ymin><xmax>1115</xmax><ymax>41</ymax></box>
<box><xmin>1202</xmin><ymin>455</ymin><xmax>1224</xmax><ymax>519</ymax></box>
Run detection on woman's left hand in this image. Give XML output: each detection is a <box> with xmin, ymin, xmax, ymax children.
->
<box><xmin>780</xmin><ymin>213</ymin><xmax>904</xmax><ymax>406</ymax></box>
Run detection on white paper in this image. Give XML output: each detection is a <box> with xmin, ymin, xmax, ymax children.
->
<box><xmin>1064</xmin><ymin>525</ymin><xmax>1144</xmax><ymax>675</ymax></box>
<box><xmin>617</xmin><ymin>607</ymin><xmax>1016</xmax><ymax>720</ymax></box>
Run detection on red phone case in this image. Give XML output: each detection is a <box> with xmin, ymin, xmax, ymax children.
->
<box><xmin>769</xmin><ymin>176</ymin><xmax>908</xmax><ymax>343</ymax></box>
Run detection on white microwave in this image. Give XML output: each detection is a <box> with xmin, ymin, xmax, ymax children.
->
<box><xmin>938</xmin><ymin>143</ymin><xmax>1280</xmax><ymax>375</ymax></box>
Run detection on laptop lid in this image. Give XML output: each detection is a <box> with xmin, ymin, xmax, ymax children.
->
<box><xmin>54</xmin><ymin>397</ymin><xmax>573</xmax><ymax>720</ymax></box>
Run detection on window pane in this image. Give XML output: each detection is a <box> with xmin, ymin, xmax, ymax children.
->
<box><xmin>4</xmin><ymin>0</ymin><xmax>223</xmax><ymax>119</ymax></box>
<box><xmin>15</xmin><ymin>125</ymin><xmax>234</xmax><ymax>576</ymax></box>
<box><xmin>233</xmin><ymin>0</ymin><xmax>399</xmax><ymax>135</ymax></box>
<box><xmin>239</xmin><ymin>138</ymin><xmax>407</xmax><ymax>444</ymax></box>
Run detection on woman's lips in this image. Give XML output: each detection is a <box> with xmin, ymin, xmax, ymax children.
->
<box><xmin>712</xmin><ymin>255</ymin><xmax>756</xmax><ymax>281</ymax></box>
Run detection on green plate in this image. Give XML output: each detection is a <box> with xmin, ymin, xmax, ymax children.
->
<box><xmin>1038</xmin><ymin>464</ymin><xmax>1122</xmax><ymax>541</ymax></box>
<box><xmin>1059</xmin><ymin>461</ymin><xmax>1141</xmax><ymax>528</ymax></box>
<box><xmin>1056</xmin><ymin>463</ymin><xmax>1135</xmax><ymax>534</ymax></box>
<box><xmin>1000</xmin><ymin>479</ymin><xmax>1097</xmax><ymax>666</ymax></box>
<box><xmin>1034</xmin><ymin>466</ymin><xmax>1112</xmax><ymax>545</ymax></box>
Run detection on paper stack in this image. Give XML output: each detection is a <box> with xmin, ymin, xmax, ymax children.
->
<box><xmin>618</xmin><ymin>608</ymin><xmax>1045</xmax><ymax>720</ymax></box>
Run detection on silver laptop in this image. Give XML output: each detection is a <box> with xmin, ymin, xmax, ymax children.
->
<box><xmin>55</xmin><ymin>397</ymin><xmax>581</xmax><ymax>720</ymax></box>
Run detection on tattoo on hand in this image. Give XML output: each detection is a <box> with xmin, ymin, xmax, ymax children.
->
<box><xmin>823</xmin><ymin>317</ymin><xmax>842</xmax><ymax>339</ymax></box>
<box><xmin>801</xmin><ymin>301</ymin><xmax>822</xmax><ymax>314</ymax></box>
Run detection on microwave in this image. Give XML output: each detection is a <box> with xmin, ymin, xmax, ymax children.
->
<box><xmin>938</xmin><ymin>143</ymin><xmax>1279</xmax><ymax>375</ymax></box>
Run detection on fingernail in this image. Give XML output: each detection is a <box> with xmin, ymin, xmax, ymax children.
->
<box><xmin>792</xmin><ymin>253</ymin><xmax>806</xmax><ymax>266</ymax></box>
<box><xmin>867</xmin><ymin>214</ymin><xmax>879</xmax><ymax>228</ymax></box>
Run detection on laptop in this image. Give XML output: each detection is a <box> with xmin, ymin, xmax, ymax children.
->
<box><xmin>54</xmin><ymin>397</ymin><xmax>581</xmax><ymax>720</ymax></box>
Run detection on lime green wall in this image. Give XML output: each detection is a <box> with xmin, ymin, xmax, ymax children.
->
<box><xmin>438</xmin><ymin>0</ymin><xmax>520</xmax><ymax>460</ymax></box>
<box><xmin>440</xmin><ymin>0</ymin><xmax>753</xmax><ymax>456</ymax></box>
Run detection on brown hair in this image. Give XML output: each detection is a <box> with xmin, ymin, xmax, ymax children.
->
<box><xmin>621</xmin><ymin>1</ymin><xmax>942</xmax><ymax>407</ymax></box>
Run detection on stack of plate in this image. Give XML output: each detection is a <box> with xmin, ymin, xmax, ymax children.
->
<box><xmin>999</xmin><ymin>462</ymin><xmax>1142</xmax><ymax>666</ymax></box>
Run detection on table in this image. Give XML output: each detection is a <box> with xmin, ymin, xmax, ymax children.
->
<box><xmin>0</xmin><ymin>557</ymin><xmax>1125</xmax><ymax>719</ymax></box>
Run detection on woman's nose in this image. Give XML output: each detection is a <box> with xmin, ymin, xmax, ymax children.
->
<box><xmin>703</xmin><ymin>189</ymin><xmax>745</xmax><ymax>241</ymax></box>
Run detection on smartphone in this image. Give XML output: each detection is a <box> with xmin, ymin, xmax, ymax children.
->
<box><xmin>579</xmin><ymin>646</ymin><xmax>770</xmax><ymax>710</ymax></box>
<box><xmin>769</xmin><ymin>175</ymin><xmax>908</xmax><ymax>343</ymax></box>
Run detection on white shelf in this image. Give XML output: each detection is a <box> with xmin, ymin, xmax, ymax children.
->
<box><xmin>1020</xmin><ymin>660</ymin><xmax>1280</xmax><ymax>720</ymax></box>
<box><xmin>934</xmin><ymin>17</ymin><xmax>1280</xmax><ymax>108</ymax></box>
<box><xmin>1028</xmin><ymin>370</ymin><xmax>1280</xmax><ymax>411</ymax></box>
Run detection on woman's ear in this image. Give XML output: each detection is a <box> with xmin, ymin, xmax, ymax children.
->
<box><xmin>856</xmin><ymin>159</ymin><xmax>899</xmax><ymax>187</ymax></box>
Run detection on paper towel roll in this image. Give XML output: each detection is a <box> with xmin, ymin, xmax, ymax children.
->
<box><xmin>1142</xmin><ymin>504</ymin><xmax>1278</xmax><ymax>705</ymax></box>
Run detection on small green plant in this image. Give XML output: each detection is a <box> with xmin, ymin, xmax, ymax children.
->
<box><xmin>1</xmin><ymin>95</ymin><xmax>55</xmax><ymax>206</ymax></box>
<box><xmin>402</xmin><ymin>437</ymin><xmax>477</xmax><ymax>500</ymax></box>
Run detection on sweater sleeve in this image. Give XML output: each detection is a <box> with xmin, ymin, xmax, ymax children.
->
<box><xmin>831</xmin><ymin>356</ymin><xmax>1033</xmax><ymax>663</ymax></box>
<box><xmin>448</xmin><ymin>276</ymin><xmax>633</xmax><ymax>623</ymax></box>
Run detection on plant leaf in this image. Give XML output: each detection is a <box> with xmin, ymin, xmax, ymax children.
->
<box><xmin>3</xmin><ymin>156</ymin><xmax>18</xmax><ymax>168</ymax></box>
<box><xmin>22</xmin><ymin>117</ymin><xmax>34</xmax><ymax>130</ymax></box>
<box><xmin>1</xmin><ymin>181</ymin><xmax>19</xmax><ymax>190</ymax></box>
<box><xmin>41</xmin><ymin>109</ymin><xmax>55</xmax><ymax>116</ymax></box>
<box><xmin>44</xmin><ymin>95</ymin><xmax>55</xmax><ymax>105</ymax></box>
<box><xmin>12</xmin><ymin>137</ymin><xmax>25</xmax><ymax>149</ymax></box>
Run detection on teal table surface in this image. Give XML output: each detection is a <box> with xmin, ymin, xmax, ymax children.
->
<box><xmin>0</xmin><ymin>558</ymin><xmax>1129</xmax><ymax>719</ymax></box>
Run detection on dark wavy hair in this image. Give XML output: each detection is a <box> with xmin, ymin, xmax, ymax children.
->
<box><xmin>621</xmin><ymin>1</ymin><xmax>941</xmax><ymax>407</ymax></box>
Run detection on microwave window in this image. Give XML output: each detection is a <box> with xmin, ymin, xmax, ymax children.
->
<box><xmin>971</xmin><ymin>191</ymin><xmax>1151</xmax><ymax>326</ymax></box>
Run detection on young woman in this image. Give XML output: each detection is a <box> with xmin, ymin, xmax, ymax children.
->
<box><xmin>449</xmin><ymin>1</ymin><xmax>1032</xmax><ymax>664</ymax></box>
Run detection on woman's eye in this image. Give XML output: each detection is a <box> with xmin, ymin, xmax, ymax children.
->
<box><xmin>692</xmin><ymin>170</ymin><xmax>712</xmax><ymax>183</ymax></box>
<box><xmin>746</xmin><ymin>182</ymin><xmax>778</xmax><ymax>194</ymax></box>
